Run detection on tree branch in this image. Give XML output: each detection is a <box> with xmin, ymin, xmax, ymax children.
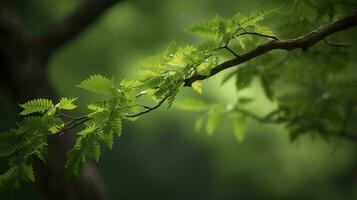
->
<box><xmin>184</xmin><ymin>11</ymin><xmax>357</xmax><ymax>86</ymax></box>
<box><xmin>342</xmin><ymin>131</ymin><xmax>357</xmax><ymax>141</ymax></box>
<box><xmin>38</xmin><ymin>0</ymin><xmax>122</xmax><ymax>55</ymax></box>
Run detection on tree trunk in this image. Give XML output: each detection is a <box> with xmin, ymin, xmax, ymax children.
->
<box><xmin>0</xmin><ymin>1</ymin><xmax>121</xmax><ymax>199</ymax></box>
<box><xmin>0</xmin><ymin>23</ymin><xmax>106</xmax><ymax>200</ymax></box>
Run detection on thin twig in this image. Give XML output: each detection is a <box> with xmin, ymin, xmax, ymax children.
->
<box><xmin>225</xmin><ymin>46</ymin><xmax>240</xmax><ymax>57</ymax></box>
<box><xmin>58</xmin><ymin>113</ymin><xmax>76</xmax><ymax>119</ymax></box>
<box><xmin>236</xmin><ymin>31</ymin><xmax>279</xmax><ymax>40</ymax></box>
<box><xmin>64</xmin><ymin>115</ymin><xmax>89</xmax><ymax>126</ymax></box>
<box><xmin>126</xmin><ymin>96</ymin><xmax>169</xmax><ymax>118</ymax></box>
<box><xmin>55</xmin><ymin>117</ymin><xmax>91</xmax><ymax>135</ymax></box>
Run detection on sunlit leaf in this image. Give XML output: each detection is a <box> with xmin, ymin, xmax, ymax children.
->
<box><xmin>230</xmin><ymin>113</ymin><xmax>247</xmax><ymax>142</ymax></box>
<box><xmin>174</xmin><ymin>98</ymin><xmax>209</xmax><ymax>111</ymax></box>
<box><xmin>192</xmin><ymin>81</ymin><xmax>203</xmax><ymax>94</ymax></box>
<box><xmin>205</xmin><ymin>108</ymin><xmax>222</xmax><ymax>135</ymax></box>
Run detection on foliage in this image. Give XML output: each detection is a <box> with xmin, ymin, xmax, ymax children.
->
<box><xmin>0</xmin><ymin>5</ymin><xmax>356</xmax><ymax>195</ymax></box>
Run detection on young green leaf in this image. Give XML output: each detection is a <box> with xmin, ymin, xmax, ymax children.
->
<box><xmin>19</xmin><ymin>163</ymin><xmax>35</xmax><ymax>182</ymax></box>
<box><xmin>174</xmin><ymin>98</ymin><xmax>209</xmax><ymax>111</ymax></box>
<box><xmin>65</xmin><ymin>148</ymin><xmax>85</xmax><ymax>177</ymax></box>
<box><xmin>112</xmin><ymin>117</ymin><xmax>122</xmax><ymax>137</ymax></box>
<box><xmin>205</xmin><ymin>108</ymin><xmax>222</xmax><ymax>135</ymax></box>
<box><xmin>19</xmin><ymin>99</ymin><xmax>54</xmax><ymax>115</ymax></box>
<box><xmin>99</xmin><ymin>130</ymin><xmax>113</xmax><ymax>149</ymax></box>
<box><xmin>77</xmin><ymin>74</ymin><xmax>114</xmax><ymax>96</ymax></box>
<box><xmin>195</xmin><ymin>116</ymin><xmax>205</xmax><ymax>132</ymax></box>
<box><xmin>192</xmin><ymin>81</ymin><xmax>203</xmax><ymax>94</ymax></box>
<box><xmin>86</xmin><ymin>142</ymin><xmax>101</xmax><ymax>163</ymax></box>
<box><xmin>59</xmin><ymin>97</ymin><xmax>77</xmax><ymax>110</ymax></box>
<box><xmin>260</xmin><ymin>75</ymin><xmax>275</xmax><ymax>101</ymax></box>
<box><xmin>187</xmin><ymin>15</ymin><xmax>230</xmax><ymax>40</ymax></box>
<box><xmin>141</xmin><ymin>55</ymin><xmax>168</xmax><ymax>69</ymax></box>
<box><xmin>230</xmin><ymin>113</ymin><xmax>247</xmax><ymax>142</ymax></box>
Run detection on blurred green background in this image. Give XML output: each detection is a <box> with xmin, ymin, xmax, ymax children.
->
<box><xmin>1</xmin><ymin>0</ymin><xmax>356</xmax><ymax>199</ymax></box>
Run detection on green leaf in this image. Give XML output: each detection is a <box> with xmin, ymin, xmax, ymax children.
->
<box><xmin>78</xmin><ymin>126</ymin><xmax>96</xmax><ymax>137</ymax></box>
<box><xmin>65</xmin><ymin>125</ymin><xmax>103</xmax><ymax>176</ymax></box>
<box><xmin>237</xmin><ymin>97</ymin><xmax>254</xmax><ymax>105</ymax></box>
<box><xmin>192</xmin><ymin>81</ymin><xmax>202</xmax><ymax>94</ymax></box>
<box><xmin>65</xmin><ymin>148</ymin><xmax>85</xmax><ymax>177</ymax></box>
<box><xmin>86</xmin><ymin>142</ymin><xmax>100</xmax><ymax>163</ymax></box>
<box><xmin>235</xmin><ymin>66</ymin><xmax>257</xmax><ymax>90</ymax></box>
<box><xmin>205</xmin><ymin>108</ymin><xmax>222</xmax><ymax>135</ymax></box>
<box><xmin>260</xmin><ymin>75</ymin><xmax>274</xmax><ymax>101</ymax></box>
<box><xmin>197</xmin><ymin>39</ymin><xmax>220</xmax><ymax>51</ymax></box>
<box><xmin>253</xmin><ymin>24</ymin><xmax>274</xmax><ymax>36</ymax></box>
<box><xmin>196</xmin><ymin>56</ymin><xmax>219</xmax><ymax>75</ymax></box>
<box><xmin>231</xmin><ymin>113</ymin><xmax>247</xmax><ymax>142</ymax></box>
<box><xmin>168</xmin><ymin>45</ymin><xmax>197</xmax><ymax>67</ymax></box>
<box><xmin>167</xmin><ymin>89</ymin><xmax>180</xmax><ymax>109</ymax></box>
<box><xmin>59</xmin><ymin>97</ymin><xmax>77</xmax><ymax>110</ymax></box>
<box><xmin>19</xmin><ymin>163</ymin><xmax>35</xmax><ymax>182</ymax></box>
<box><xmin>233</xmin><ymin>7</ymin><xmax>279</xmax><ymax>29</ymax></box>
<box><xmin>0</xmin><ymin>129</ymin><xmax>19</xmax><ymax>157</ymax></box>
<box><xmin>33</xmin><ymin>144</ymin><xmax>48</xmax><ymax>164</ymax></box>
<box><xmin>235</xmin><ymin>36</ymin><xmax>246</xmax><ymax>50</ymax></box>
<box><xmin>19</xmin><ymin>99</ymin><xmax>54</xmax><ymax>115</ymax></box>
<box><xmin>0</xmin><ymin>166</ymin><xmax>20</xmax><ymax>191</ymax></box>
<box><xmin>174</xmin><ymin>98</ymin><xmax>209</xmax><ymax>111</ymax></box>
<box><xmin>77</xmin><ymin>74</ymin><xmax>114</xmax><ymax>96</ymax></box>
<box><xmin>195</xmin><ymin>116</ymin><xmax>204</xmax><ymax>132</ymax></box>
<box><xmin>112</xmin><ymin>117</ymin><xmax>122</xmax><ymax>137</ymax></box>
<box><xmin>99</xmin><ymin>130</ymin><xmax>113</xmax><ymax>149</ymax></box>
<box><xmin>88</xmin><ymin>102</ymin><xmax>107</xmax><ymax>114</ymax></box>
<box><xmin>120</xmin><ymin>79</ymin><xmax>141</xmax><ymax>89</ymax></box>
<box><xmin>141</xmin><ymin>55</ymin><xmax>168</xmax><ymax>69</ymax></box>
<box><xmin>47</xmin><ymin>117</ymin><xmax>64</xmax><ymax>134</ymax></box>
<box><xmin>187</xmin><ymin>15</ymin><xmax>231</xmax><ymax>40</ymax></box>
<box><xmin>164</xmin><ymin>41</ymin><xmax>178</xmax><ymax>57</ymax></box>
<box><xmin>221</xmin><ymin>69</ymin><xmax>238</xmax><ymax>85</ymax></box>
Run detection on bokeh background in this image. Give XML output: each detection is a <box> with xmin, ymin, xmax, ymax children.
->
<box><xmin>1</xmin><ymin>0</ymin><xmax>356</xmax><ymax>199</ymax></box>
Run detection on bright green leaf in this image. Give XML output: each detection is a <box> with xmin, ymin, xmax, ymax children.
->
<box><xmin>86</xmin><ymin>142</ymin><xmax>100</xmax><ymax>163</ymax></box>
<box><xmin>77</xmin><ymin>74</ymin><xmax>114</xmax><ymax>96</ymax></box>
<box><xmin>59</xmin><ymin>97</ymin><xmax>77</xmax><ymax>110</ymax></box>
<box><xmin>19</xmin><ymin>99</ymin><xmax>54</xmax><ymax>115</ymax></box>
<box><xmin>174</xmin><ymin>98</ymin><xmax>209</xmax><ymax>111</ymax></box>
<box><xmin>231</xmin><ymin>113</ymin><xmax>247</xmax><ymax>142</ymax></box>
<box><xmin>192</xmin><ymin>81</ymin><xmax>202</xmax><ymax>94</ymax></box>
<box><xmin>195</xmin><ymin>116</ymin><xmax>204</xmax><ymax>132</ymax></box>
<box><xmin>205</xmin><ymin>108</ymin><xmax>222</xmax><ymax>135</ymax></box>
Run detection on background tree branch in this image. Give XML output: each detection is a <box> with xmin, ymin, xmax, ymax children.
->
<box><xmin>37</xmin><ymin>0</ymin><xmax>122</xmax><ymax>57</ymax></box>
